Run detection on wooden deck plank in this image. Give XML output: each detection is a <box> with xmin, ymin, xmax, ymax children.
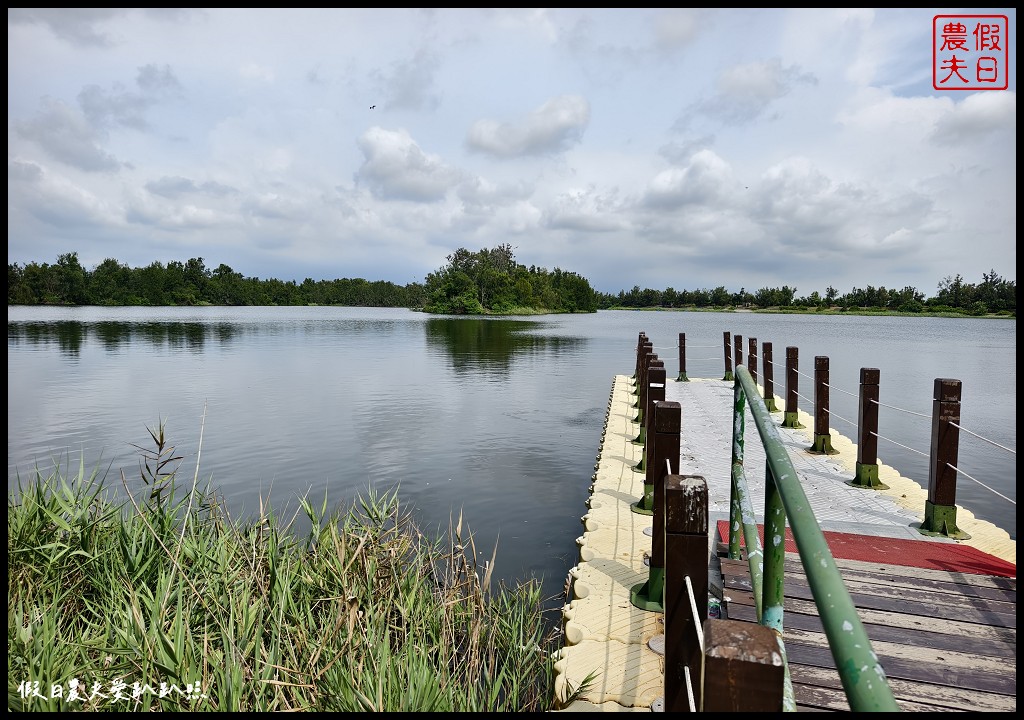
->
<box><xmin>717</xmin><ymin>552</ymin><xmax>1017</xmax><ymax>711</ymax></box>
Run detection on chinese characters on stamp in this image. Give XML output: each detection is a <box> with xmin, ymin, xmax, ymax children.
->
<box><xmin>934</xmin><ymin>14</ymin><xmax>1009</xmax><ymax>90</ymax></box>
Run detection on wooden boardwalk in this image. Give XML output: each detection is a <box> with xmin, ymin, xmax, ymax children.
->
<box><xmin>719</xmin><ymin>552</ymin><xmax>1017</xmax><ymax>712</ymax></box>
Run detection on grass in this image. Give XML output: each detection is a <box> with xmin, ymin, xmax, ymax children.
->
<box><xmin>7</xmin><ymin>421</ymin><xmax>585</xmax><ymax>711</ymax></box>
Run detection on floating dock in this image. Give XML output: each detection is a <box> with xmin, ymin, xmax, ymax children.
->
<box><xmin>552</xmin><ymin>373</ymin><xmax>1016</xmax><ymax>712</ymax></box>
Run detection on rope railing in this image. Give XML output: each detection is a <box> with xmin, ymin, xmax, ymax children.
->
<box><xmin>803</xmin><ymin>368</ymin><xmax>1015</xmax><ymax>463</ymax></box>
<box><xmin>821</xmin><ymin>380</ymin><xmax>858</xmax><ymax>398</ymax></box>
<box><xmin>950</xmin><ymin>422</ymin><xmax>1017</xmax><ymax>454</ymax></box>
<box><xmin>946</xmin><ymin>462</ymin><xmax>1017</xmax><ymax>504</ymax></box>
<box><xmin>824</xmin><ymin>407</ymin><xmax>857</xmax><ymax>431</ymax></box>
<box><xmin>699</xmin><ymin>328</ymin><xmax>1014</xmax><ymax>510</ymax></box>
<box><xmin>868</xmin><ymin>430</ymin><xmax>931</xmax><ymax>457</ymax></box>
<box><xmin>684</xmin><ymin>575</ymin><xmax>705</xmax><ymax>652</ymax></box>
<box><xmin>794</xmin><ymin>367</ymin><xmax>815</xmax><ymax>382</ymax></box>
<box><xmin>725</xmin><ymin>331</ymin><xmax>1017</xmax><ymax>513</ymax></box>
<box><xmin>870</xmin><ymin>397</ymin><xmax>930</xmax><ymax>418</ymax></box>
<box><xmin>683</xmin><ymin>574</ymin><xmax>702</xmax><ymax>712</ymax></box>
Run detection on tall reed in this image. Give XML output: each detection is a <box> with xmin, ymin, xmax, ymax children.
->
<box><xmin>8</xmin><ymin>424</ymin><xmax>577</xmax><ymax>711</ymax></box>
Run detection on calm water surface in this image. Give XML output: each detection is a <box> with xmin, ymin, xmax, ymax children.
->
<box><xmin>8</xmin><ymin>307</ymin><xmax>1017</xmax><ymax>611</ymax></box>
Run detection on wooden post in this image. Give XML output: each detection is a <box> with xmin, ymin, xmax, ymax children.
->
<box><xmin>733</xmin><ymin>334</ymin><xmax>743</xmax><ymax>375</ymax></box>
<box><xmin>852</xmin><ymin>368</ymin><xmax>885</xmax><ymax>488</ymax></box>
<box><xmin>747</xmin><ymin>337</ymin><xmax>757</xmax><ymax>387</ymax></box>
<box><xmin>631</xmin><ymin>401</ymin><xmax>681</xmax><ymax>612</ymax></box>
<box><xmin>722</xmin><ymin>332</ymin><xmax>733</xmax><ymax>381</ymax></box>
<box><xmin>634</xmin><ymin>355</ymin><xmax>661</xmax><ymax>445</ymax></box>
<box><xmin>634</xmin><ymin>379</ymin><xmax>671</xmax><ymax>513</ymax></box>
<box><xmin>634</xmin><ymin>346</ymin><xmax>655</xmax><ymax>412</ymax></box>
<box><xmin>663</xmin><ymin>474</ymin><xmax>708</xmax><ymax>712</ymax></box>
<box><xmin>782</xmin><ymin>347</ymin><xmax>803</xmax><ymax>428</ymax></box>
<box><xmin>702</xmin><ymin>620</ymin><xmax>784</xmax><ymax>711</ymax></box>
<box><xmin>763</xmin><ymin>342</ymin><xmax>779</xmax><ymax>412</ymax></box>
<box><xmin>677</xmin><ymin>332</ymin><xmax>689</xmax><ymax>382</ymax></box>
<box><xmin>633</xmin><ymin>365</ymin><xmax>667</xmax><ymax>477</ymax></box>
<box><xmin>634</xmin><ymin>342</ymin><xmax>653</xmax><ymax>400</ymax></box>
<box><xmin>810</xmin><ymin>356</ymin><xmax>837</xmax><ymax>454</ymax></box>
<box><xmin>633</xmin><ymin>332</ymin><xmax>647</xmax><ymax>381</ymax></box>
<box><xmin>922</xmin><ymin>379</ymin><xmax>969</xmax><ymax>539</ymax></box>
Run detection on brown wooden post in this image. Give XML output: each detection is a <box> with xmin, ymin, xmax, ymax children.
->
<box><xmin>922</xmin><ymin>379</ymin><xmax>969</xmax><ymax>539</ymax></box>
<box><xmin>634</xmin><ymin>345</ymin><xmax>654</xmax><ymax>410</ymax></box>
<box><xmin>634</xmin><ymin>357</ymin><xmax>663</xmax><ymax>450</ymax></box>
<box><xmin>782</xmin><ymin>347</ymin><xmax>803</xmax><ymax>428</ymax></box>
<box><xmin>763</xmin><ymin>342</ymin><xmax>779</xmax><ymax>412</ymax></box>
<box><xmin>634</xmin><ymin>364</ymin><xmax>667</xmax><ymax>474</ymax></box>
<box><xmin>810</xmin><ymin>356</ymin><xmax>837</xmax><ymax>454</ymax></box>
<box><xmin>634</xmin><ymin>341</ymin><xmax>653</xmax><ymax>400</ymax></box>
<box><xmin>851</xmin><ymin>368</ymin><xmax>885</xmax><ymax>488</ymax></box>
<box><xmin>635</xmin><ymin>389</ymin><xmax>675</xmax><ymax>514</ymax></box>
<box><xmin>733</xmin><ymin>334</ymin><xmax>743</xmax><ymax>375</ymax></box>
<box><xmin>631</xmin><ymin>401</ymin><xmax>682</xmax><ymax>612</ymax></box>
<box><xmin>633</xmin><ymin>332</ymin><xmax>647</xmax><ymax>381</ymax></box>
<box><xmin>747</xmin><ymin>337</ymin><xmax>757</xmax><ymax>387</ymax></box>
<box><xmin>663</xmin><ymin>474</ymin><xmax>708</xmax><ymax>712</ymax></box>
<box><xmin>677</xmin><ymin>332</ymin><xmax>688</xmax><ymax>382</ymax></box>
<box><xmin>722</xmin><ymin>331</ymin><xmax>733</xmax><ymax>381</ymax></box>
<box><xmin>702</xmin><ymin>620</ymin><xmax>784</xmax><ymax>711</ymax></box>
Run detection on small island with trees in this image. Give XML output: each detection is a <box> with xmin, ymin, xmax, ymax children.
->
<box><xmin>6</xmin><ymin>249</ymin><xmax>1015</xmax><ymax>317</ymax></box>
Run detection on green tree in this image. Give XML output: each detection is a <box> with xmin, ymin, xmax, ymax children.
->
<box><xmin>55</xmin><ymin>252</ymin><xmax>88</xmax><ymax>305</ymax></box>
<box><xmin>89</xmin><ymin>258</ymin><xmax>132</xmax><ymax>305</ymax></box>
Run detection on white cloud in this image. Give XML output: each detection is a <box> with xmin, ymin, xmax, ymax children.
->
<box><xmin>931</xmin><ymin>90</ymin><xmax>1017</xmax><ymax>143</ymax></box>
<box><xmin>356</xmin><ymin>127</ymin><xmax>462</xmax><ymax>202</ymax></box>
<box><xmin>467</xmin><ymin>95</ymin><xmax>590</xmax><ymax>158</ymax></box>
<box><xmin>15</xmin><ymin>98</ymin><xmax>122</xmax><ymax>172</ymax></box>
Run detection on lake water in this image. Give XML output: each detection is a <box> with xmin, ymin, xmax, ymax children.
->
<box><xmin>7</xmin><ymin>306</ymin><xmax>1017</xmax><ymax>612</ymax></box>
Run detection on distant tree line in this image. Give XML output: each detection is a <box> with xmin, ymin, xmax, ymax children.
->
<box><xmin>8</xmin><ymin>252</ymin><xmax>1013</xmax><ymax>316</ymax></box>
<box><xmin>7</xmin><ymin>253</ymin><xmax>426</xmax><ymax>308</ymax></box>
<box><xmin>595</xmin><ymin>270</ymin><xmax>1015</xmax><ymax>315</ymax></box>
<box><xmin>7</xmin><ymin>246</ymin><xmax>601</xmax><ymax>314</ymax></box>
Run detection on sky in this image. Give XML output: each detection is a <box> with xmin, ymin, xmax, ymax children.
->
<box><xmin>7</xmin><ymin>8</ymin><xmax>1017</xmax><ymax>298</ymax></box>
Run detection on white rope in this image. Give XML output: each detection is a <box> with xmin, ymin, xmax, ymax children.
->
<box><xmin>822</xmin><ymin>381</ymin><xmax>858</xmax><ymax>398</ymax></box>
<box><xmin>868</xmin><ymin>430</ymin><xmax>930</xmax><ymax>458</ymax></box>
<box><xmin>684</xmin><ymin>666</ymin><xmax>696</xmax><ymax>712</ymax></box>
<box><xmin>793</xmin><ymin>389</ymin><xmax>814</xmax><ymax>406</ymax></box>
<box><xmin>869</xmin><ymin>398</ymin><xmax>930</xmax><ymax>418</ymax></box>
<box><xmin>950</xmin><ymin>423</ymin><xmax>1016</xmax><ymax>454</ymax></box>
<box><xmin>946</xmin><ymin>463</ymin><xmax>1017</xmax><ymax>504</ymax></box>
<box><xmin>684</xmin><ymin>575</ymin><xmax>705</xmax><ymax>652</ymax></box>
<box><xmin>794</xmin><ymin>368</ymin><xmax>815</xmax><ymax>381</ymax></box>
<box><xmin>827</xmin><ymin>409</ymin><xmax>858</xmax><ymax>430</ymax></box>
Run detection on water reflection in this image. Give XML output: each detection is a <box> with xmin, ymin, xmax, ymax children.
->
<box><xmin>7</xmin><ymin>320</ymin><xmax>239</xmax><ymax>355</ymax></box>
<box><xmin>424</xmin><ymin>317</ymin><xmax>586</xmax><ymax>374</ymax></box>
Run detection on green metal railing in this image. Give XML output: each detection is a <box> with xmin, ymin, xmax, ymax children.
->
<box><xmin>728</xmin><ymin>365</ymin><xmax>901</xmax><ymax>712</ymax></box>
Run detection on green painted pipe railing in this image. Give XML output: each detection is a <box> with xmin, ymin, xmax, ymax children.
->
<box><xmin>729</xmin><ymin>365</ymin><xmax>901</xmax><ymax>712</ymax></box>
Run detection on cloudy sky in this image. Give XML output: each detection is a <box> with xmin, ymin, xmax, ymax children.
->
<box><xmin>7</xmin><ymin>8</ymin><xmax>1017</xmax><ymax>298</ymax></box>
